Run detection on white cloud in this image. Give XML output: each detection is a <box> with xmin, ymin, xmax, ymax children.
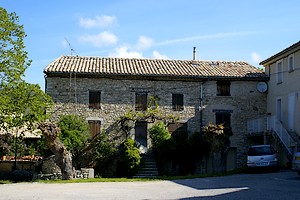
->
<box><xmin>135</xmin><ymin>36</ymin><xmax>154</xmax><ymax>50</ymax></box>
<box><xmin>155</xmin><ymin>31</ymin><xmax>257</xmax><ymax>46</ymax></box>
<box><xmin>107</xmin><ymin>36</ymin><xmax>168</xmax><ymax>59</ymax></box>
<box><xmin>251</xmin><ymin>52</ymin><xmax>261</xmax><ymax>63</ymax></box>
<box><xmin>109</xmin><ymin>46</ymin><xmax>143</xmax><ymax>58</ymax></box>
<box><xmin>79</xmin><ymin>15</ymin><xmax>117</xmax><ymax>28</ymax></box>
<box><xmin>79</xmin><ymin>31</ymin><xmax>118</xmax><ymax>47</ymax></box>
<box><xmin>152</xmin><ymin>51</ymin><xmax>168</xmax><ymax>59</ymax></box>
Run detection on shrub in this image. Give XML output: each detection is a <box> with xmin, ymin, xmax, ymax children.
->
<box><xmin>149</xmin><ymin>122</ymin><xmax>171</xmax><ymax>149</ymax></box>
<box><xmin>149</xmin><ymin>122</ymin><xmax>175</xmax><ymax>175</ymax></box>
<box><xmin>117</xmin><ymin>138</ymin><xmax>141</xmax><ymax>177</ymax></box>
<box><xmin>82</xmin><ymin>132</ymin><xmax>117</xmax><ymax>177</ymax></box>
<box><xmin>58</xmin><ymin>114</ymin><xmax>90</xmax><ymax>168</ymax></box>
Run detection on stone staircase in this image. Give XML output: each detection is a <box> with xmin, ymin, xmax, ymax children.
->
<box><xmin>134</xmin><ymin>154</ymin><xmax>159</xmax><ymax>178</ymax></box>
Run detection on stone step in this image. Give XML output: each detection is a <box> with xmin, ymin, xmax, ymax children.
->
<box><xmin>134</xmin><ymin>154</ymin><xmax>159</xmax><ymax>178</ymax></box>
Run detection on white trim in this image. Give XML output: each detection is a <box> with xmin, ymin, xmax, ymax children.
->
<box><xmin>86</xmin><ymin>117</ymin><xmax>103</xmax><ymax>122</ymax></box>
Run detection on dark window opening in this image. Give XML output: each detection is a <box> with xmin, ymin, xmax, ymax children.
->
<box><xmin>172</xmin><ymin>93</ymin><xmax>184</xmax><ymax>111</ymax></box>
<box><xmin>89</xmin><ymin>91</ymin><xmax>101</xmax><ymax>109</ymax></box>
<box><xmin>135</xmin><ymin>92</ymin><xmax>147</xmax><ymax>111</ymax></box>
<box><xmin>217</xmin><ymin>81</ymin><xmax>231</xmax><ymax>96</ymax></box>
<box><xmin>216</xmin><ymin>112</ymin><xmax>231</xmax><ymax>128</ymax></box>
<box><xmin>88</xmin><ymin>120</ymin><xmax>101</xmax><ymax>137</ymax></box>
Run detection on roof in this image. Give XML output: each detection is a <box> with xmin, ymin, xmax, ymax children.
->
<box><xmin>44</xmin><ymin>56</ymin><xmax>267</xmax><ymax>81</ymax></box>
<box><xmin>260</xmin><ymin>40</ymin><xmax>300</xmax><ymax>65</ymax></box>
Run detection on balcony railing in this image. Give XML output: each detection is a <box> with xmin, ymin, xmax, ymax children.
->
<box><xmin>247</xmin><ymin>116</ymin><xmax>296</xmax><ymax>155</ymax></box>
<box><xmin>247</xmin><ymin>117</ymin><xmax>267</xmax><ymax>134</ymax></box>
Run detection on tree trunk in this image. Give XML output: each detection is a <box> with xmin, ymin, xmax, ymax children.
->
<box><xmin>39</xmin><ymin>122</ymin><xmax>73</xmax><ymax>180</ymax></box>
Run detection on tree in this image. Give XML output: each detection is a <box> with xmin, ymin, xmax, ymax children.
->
<box><xmin>0</xmin><ymin>82</ymin><xmax>53</xmax><ymax>128</ymax></box>
<box><xmin>0</xmin><ymin>7</ymin><xmax>31</xmax><ymax>86</ymax></box>
<box><xmin>203</xmin><ymin>123</ymin><xmax>232</xmax><ymax>173</ymax></box>
<box><xmin>58</xmin><ymin>114</ymin><xmax>90</xmax><ymax>168</ymax></box>
<box><xmin>0</xmin><ymin>8</ymin><xmax>56</xmax><ymax>176</ymax></box>
<box><xmin>39</xmin><ymin>122</ymin><xmax>73</xmax><ymax>180</ymax></box>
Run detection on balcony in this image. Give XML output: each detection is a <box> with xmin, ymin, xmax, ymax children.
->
<box><xmin>247</xmin><ymin>116</ymin><xmax>296</xmax><ymax>155</ymax></box>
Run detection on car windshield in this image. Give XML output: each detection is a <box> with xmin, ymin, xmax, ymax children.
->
<box><xmin>247</xmin><ymin>146</ymin><xmax>275</xmax><ymax>156</ymax></box>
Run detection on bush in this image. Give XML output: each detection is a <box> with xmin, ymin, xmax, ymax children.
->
<box><xmin>149</xmin><ymin>122</ymin><xmax>175</xmax><ymax>175</ymax></box>
<box><xmin>82</xmin><ymin>132</ymin><xmax>117</xmax><ymax>177</ymax></box>
<box><xmin>149</xmin><ymin>122</ymin><xmax>171</xmax><ymax>149</ymax></box>
<box><xmin>58</xmin><ymin>114</ymin><xmax>90</xmax><ymax>168</ymax></box>
<box><xmin>117</xmin><ymin>138</ymin><xmax>141</xmax><ymax>177</ymax></box>
<box><xmin>10</xmin><ymin>170</ymin><xmax>33</xmax><ymax>182</ymax></box>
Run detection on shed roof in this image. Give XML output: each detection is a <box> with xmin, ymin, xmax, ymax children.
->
<box><xmin>44</xmin><ymin>56</ymin><xmax>267</xmax><ymax>81</ymax></box>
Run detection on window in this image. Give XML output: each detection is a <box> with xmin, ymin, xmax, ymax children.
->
<box><xmin>135</xmin><ymin>92</ymin><xmax>147</xmax><ymax>111</ymax></box>
<box><xmin>276</xmin><ymin>61</ymin><xmax>283</xmax><ymax>84</ymax></box>
<box><xmin>215</xmin><ymin>112</ymin><xmax>231</xmax><ymax>127</ymax></box>
<box><xmin>217</xmin><ymin>81</ymin><xmax>231</xmax><ymax>96</ymax></box>
<box><xmin>88</xmin><ymin>120</ymin><xmax>101</xmax><ymax>137</ymax></box>
<box><xmin>172</xmin><ymin>93</ymin><xmax>184</xmax><ymax>111</ymax></box>
<box><xmin>288</xmin><ymin>55</ymin><xmax>294</xmax><ymax>72</ymax></box>
<box><xmin>89</xmin><ymin>91</ymin><xmax>101</xmax><ymax>109</ymax></box>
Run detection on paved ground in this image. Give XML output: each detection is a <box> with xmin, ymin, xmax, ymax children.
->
<box><xmin>0</xmin><ymin>170</ymin><xmax>300</xmax><ymax>200</ymax></box>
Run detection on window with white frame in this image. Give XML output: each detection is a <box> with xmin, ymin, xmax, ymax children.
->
<box><xmin>288</xmin><ymin>54</ymin><xmax>294</xmax><ymax>72</ymax></box>
<box><xmin>276</xmin><ymin>60</ymin><xmax>283</xmax><ymax>84</ymax></box>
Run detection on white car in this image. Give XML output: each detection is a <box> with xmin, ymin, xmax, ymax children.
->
<box><xmin>292</xmin><ymin>152</ymin><xmax>300</xmax><ymax>175</ymax></box>
<box><xmin>247</xmin><ymin>145</ymin><xmax>279</xmax><ymax>171</ymax></box>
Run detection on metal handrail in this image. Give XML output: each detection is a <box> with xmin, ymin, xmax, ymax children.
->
<box><xmin>267</xmin><ymin>116</ymin><xmax>296</xmax><ymax>155</ymax></box>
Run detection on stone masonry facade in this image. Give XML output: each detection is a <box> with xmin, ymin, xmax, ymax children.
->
<box><xmin>46</xmin><ymin>76</ymin><xmax>267</xmax><ymax>168</ymax></box>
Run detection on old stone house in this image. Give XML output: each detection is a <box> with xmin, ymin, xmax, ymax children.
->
<box><xmin>44</xmin><ymin>55</ymin><xmax>268</xmax><ymax>169</ymax></box>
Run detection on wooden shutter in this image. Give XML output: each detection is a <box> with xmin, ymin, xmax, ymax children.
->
<box><xmin>135</xmin><ymin>93</ymin><xmax>147</xmax><ymax>111</ymax></box>
<box><xmin>217</xmin><ymin>81</ymin><xmax>230</xmax><ymax>96</ymax></box>
<box><xmin>89</xmin><ymin>120</ymin><xmax>101</xmax><ymax>137</ymax></box>
<box><xmin>172</xmin><ymin>94</ymin><xmax>183</xmax><ymax>111</ymax></box>
<box><xmin>89</xmin><ymin>91</ymin><xmax>101</xmax><ymax>109</ymax></box>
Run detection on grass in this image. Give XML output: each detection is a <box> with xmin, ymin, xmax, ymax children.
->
<box><xmin>0</xmin><ymin>168</ymin><xmax>247</xmax><ymax>184</ymax></box>
<box><xmin>36</xmin><ymin>168</ymin><xmax>246</xmax><ymax>184</ymax></box>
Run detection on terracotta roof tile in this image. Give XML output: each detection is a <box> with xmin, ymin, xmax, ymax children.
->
<box><xmin>44</xmin><ymin>56</ymin><xmax>267</xmax><ymax>80</ymax></box>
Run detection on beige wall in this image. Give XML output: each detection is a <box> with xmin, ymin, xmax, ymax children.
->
<box><xmin>265</xmin><ymin>49</ymin><xmax>300</xmax><ymax>134</ymax></box>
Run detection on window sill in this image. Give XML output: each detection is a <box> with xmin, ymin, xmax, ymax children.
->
<box><xmin>216</xmin><ymin>95</ymin><xmax>232</xmax><ymax>98</ymax></box>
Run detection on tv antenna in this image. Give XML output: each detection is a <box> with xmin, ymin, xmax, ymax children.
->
<box><xmin>64</xmin><ymin>38</ymin><xmax>77</xmax><ymax>55</ymax></box>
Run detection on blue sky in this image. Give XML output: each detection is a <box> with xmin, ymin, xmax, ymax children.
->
<box><xmin>1</xmin><ymin>0</ymin><xmax>300</xmax><ymax>89</ymax></box>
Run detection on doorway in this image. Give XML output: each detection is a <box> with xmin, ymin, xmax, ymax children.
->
<box><xmin>135</xmin><ymin>121</ymin><xmax>147</xmax><ymax>148</ymax></box>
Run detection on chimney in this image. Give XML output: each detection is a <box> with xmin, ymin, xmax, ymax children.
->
<box><xmin>193</xmin><ymin>47</ymin><xmax>196</xmax><ymax>60</ymax></box>
<box><xmin>192</xmin><ymin>47</ymin><xmax>197</xmax><ymax>65</ymax></box>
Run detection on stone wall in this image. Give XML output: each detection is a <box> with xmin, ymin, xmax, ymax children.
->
<box><xmin>46</xmin><ymin>77</ymin><xmax>267</xmax><ymax>168</ymax></box>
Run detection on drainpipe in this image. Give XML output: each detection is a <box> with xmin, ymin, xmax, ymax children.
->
<box><xmin>44</xmin><ymin>75</ymin><xmax>47</xmax><ymax>92</ymax></box>
<box><xmin>200</xmin><ymin>81</ymin><xmax>204</xmax><ymax>134</ymax></box>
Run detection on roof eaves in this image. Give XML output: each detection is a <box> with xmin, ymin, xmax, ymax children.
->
<box><xmin>44</xmin><ymin>71</ymin><xmax>268</xmax><ymax>81</ymax></box>
<box><xmin>260</xmin><ymin>40</ymin><xmax>300</xmax><ymax>65</ymax></box>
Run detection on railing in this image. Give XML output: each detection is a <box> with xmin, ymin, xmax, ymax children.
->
<box><xmin>267</xmin><ymin>116</ymin><xmax>296</xmax><ymax>155</ymax></box>
<box><xmin>247</xmin><ymin>117</ymin><xmax>267</xmax><ymax>134</ymax></box>
<box><xmin>247</xmin><ymin>116</ymin><xmax>296</xmax><ymax>155</ymax></box>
